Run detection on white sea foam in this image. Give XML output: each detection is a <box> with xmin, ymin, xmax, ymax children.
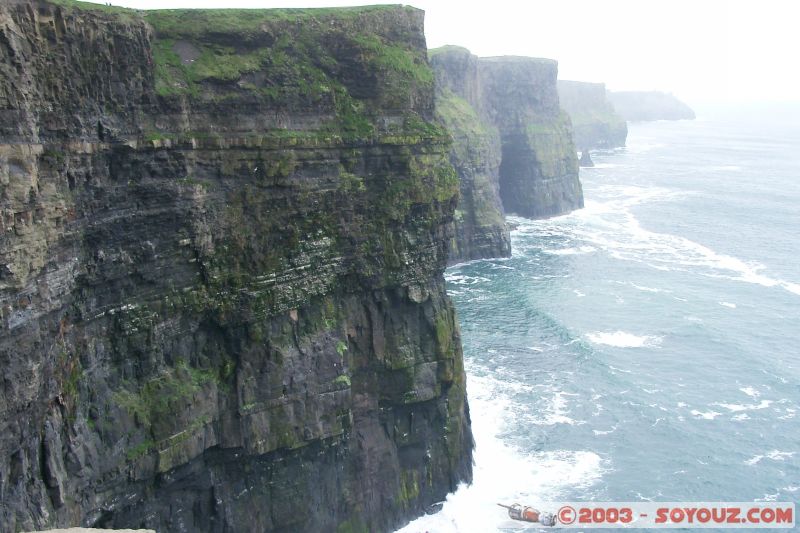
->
<box><xmin>515</xmin><ymin>183</ymin><xmax>800</xmax><ymax>299</ymax></box>
<box><xmin>592</xmin><ymin>425</ymin><xmax>618</xmax><ymax>437</ymax></box>
<box><xmin>719</xmin><ymin>301</ymin><xmax>737</xmax><ymax>308</ymax></box>
<box><xmin>586</xmin><ymin>331</ymin><xmax>662</xmax><ymax>348</ymax></box>
<box><xmin>395</xmin><ymin>374</ymin><xmax>604</xmax><ymax>533</ymax></box>
<box><xmin>445</xmin><ymin>273</ymin><xmax>491</xmax><ymax>285</ymax></box>
<box><xmin>631</xmin><ymin>283</ymin><xmax>668</xmax><ymax>293</ymax></box>
<box><xmin>528</xmin><ymin>391</ymin><xmax>583</xmax><ymax>426</ymax></box>
<box><xmin>745</xmin><ymin>451</ymin><xmax>796</xmax><ymax>466</ymax></box>
<box><xmin>740</xmin><ymin>387</ymin><xmax>760</xmax><ymax>398</ymax></box>
<box><xmin>690</xmin><ymin>409</ymin><xmax>723</xmax><ymax>420</ymax></box>
<box><xmin>712</xmin><ymin>400</ymin><xmax>773</xmax><ymax>412</ymax></box>
<box><xmin>542</xmin><ymin>245</ymin><xmax>597</xmax><ymax>256</ymax></box>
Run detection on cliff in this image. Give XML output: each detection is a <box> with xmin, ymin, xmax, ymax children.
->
<box><xmin>429</xmin><ymin>46</ymin><xmax>510</xmax><ymax>264</ymax></box>
<box><xmin>608</xmin><ymin>90</ymin><xmax>696</xmax><ymax>121</ymax></box>
<box><xmin>0</xmin><ymin>2</ymin><xmax>473</xmax><ymax>532</ymax></box>
<box><xmin>558</xmin><ymin>80</ymin><xmax>627</xmax><ymax>149</ymax></box>
<box><xmin>478</xmin><ymin>56</ymin><xmax>583</xmax><ymax>219</ymax></box>
<box><xmin>429</xmin><ymin>47</ymin><xmax>583</xmax><ymax>262</ymax></box>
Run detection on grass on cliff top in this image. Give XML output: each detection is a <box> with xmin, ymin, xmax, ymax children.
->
<box><xmin>352</xmin><ymin>34</ymin><xmax>433</xmax><ymax>86</ymax></box>
<box><xmin>147</xmin><ymin>6</ymin><xmax>434</xmax><ymax>139</ymax></box>
<box><xmin>428</xmin><ymin>45</ymin><xmax>472</xmax><ymax>58</ymax></box>
<box><xmin>46</xmin><ymin>2</ymin><xmax>407</xmax><ymax>31</ymax></box>
<box><xmin>48</xmin><ymin>0</ymin><xmax>137</xmax><ymax>16</ymax></box>
<box><xmin>144</xmin><ymin>5</ymin><xmax>403</xmax><ymax>37</ymax></box>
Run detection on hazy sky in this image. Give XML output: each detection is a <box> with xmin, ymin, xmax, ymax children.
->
<box><xmin>79</xmin><ymin>0</ymin><xmax>800</xmax><ymax>105</ymax></box>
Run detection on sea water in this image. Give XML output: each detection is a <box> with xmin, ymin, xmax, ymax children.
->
<box><xmin>398</xmin><ymin>104</ymin><xmax>800</xmax><ymax>532</ymax></box>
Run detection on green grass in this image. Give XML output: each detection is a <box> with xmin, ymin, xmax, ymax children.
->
<box><xmin>333</xmin><ymin>374</ymin><xmax>351</xmax><ymax>388</ymax></box>
<box><xmin>113</xmin><ymin>360</ymin><xmax>217</xmax><ymax>428</ymax></box>
<box><xmin>141</xmin><ymin>2</ymin><xmax>436</xmax><ymax>145</ymax></box>
<box><xmin>353</xmin><ymin>34</ymin><xmax>433</xmax><ymax>86</ymax></box>
<box><xmin>428</xmin><ymin>45</ymin><xmax>471</xmax><ymax>58</ymax></box>
<box><xmin>48</xmin><ymin>0</ymin><xmax>136</xmax><ymax>16</ymax></box>
<box><xmin>126</xmin><ymin>439</ymin><xmax>156</xmax><ymax>461</ymax></box>
<box><xmin>143</xmin><ymin>5</ymin><xmax>403</xmax><ymax>38</ymax></box>
<box><xmin>435</xmin><ymin>89</ymin><xmax>493</xmax><ymax>137</ymax></box>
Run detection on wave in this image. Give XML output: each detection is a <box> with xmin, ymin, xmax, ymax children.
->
<box><xmin>689</xmin><ymin>409</ymin><xmax>723</xmax><ymax>420</ymax></box>
<box><xmin>740</xmin><ymin>387</ymin><xmax>760</xmax><ymax>398</ymax></box>
<box><xmin>541</xmin><ymin>245</ymin><xmax>597</xmax><ymax>256</ymax></box>
<box><xmin>744</xmin><ymin>450</ymin><xmax>795</xmax><ymax>466</ymax></box>
<box><xmin>511</xmin><ymin>184</ymin><xmax>800</xmax><ymax>299</ymax></box>
<box><xmin>395</xmin><ymin>374</ymin><xmax>603</xmax><ymax>532</ymax></box>
<box><xmin>712</xmin><ymin>399</ymin><xmax>773</xmax><ymax>412</ymax></box>
<box><xmin>586</xmin><ymin>331</ymin><xmax>663</xmax><ymax>348</ymax></box>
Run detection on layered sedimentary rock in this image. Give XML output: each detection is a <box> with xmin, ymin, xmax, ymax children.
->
<box><xmin>429</xmin><ymin>47</ymin><xmax>583</xmax><ymax>262</ymax></box>
<box><xmin>558</xmin><ymin>80</ymin><xmax>627</xmax><ymax>149</ymax></box>
<box><xmin>0</xmin><ymin>2</ymin><xmax>473</xmax><ymax>532</ymax></box>
<box><xmin>479</xmin><ymin>57</ymin><xmax>583</xmax><ymax>219</ymax></box>
<box><xmin>429</xmin><ymin>47</ymin><xmax>510</xmax><ymax>264</ymax></box>
<box><xmin>608</xmin><ymin>90</ymin><xmax>696</xmax><ymax>121</ymax></box>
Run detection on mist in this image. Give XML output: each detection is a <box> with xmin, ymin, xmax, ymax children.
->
<box><xmin>75</xmin><ymin>0</ymin><xmax>800</xmax><ymax>106</ymax></box>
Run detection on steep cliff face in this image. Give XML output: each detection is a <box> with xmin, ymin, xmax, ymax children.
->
<box><xmin>0</xmin><ymin>2</ymin><xmax>473</xmax><ymax>532</ymax></box>
<box><xmin>479</xmin><ymin>57</ymin><xmax>583</xmax><ymax>219</ymax></box>
<box><xmin>429</xmin><ymin>47</ymin><xmax>510</xmax><ymax>264</ymax></box>
<box><xmin>428</xmin><ymin>47</ymin><xmax>583</xmax><ymax>263</ymax></box>
<box><xmin>608</xmin><ymin>90</ymin><xmax>696</xmax><ymax>121</ymax></box>
<box><xmin>558</xmin><ymin>80</ymin><xmax>627</xmax><ymax>149</ymax></box>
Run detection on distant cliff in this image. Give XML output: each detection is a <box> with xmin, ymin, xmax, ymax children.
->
<box><xmin>429</xmin><ymin>46</ymin><xmax>510</xmax><ymax>264</ymax></box>
<box><xmin>608</xmin><ymin>91</ymin><xmax>696</xmax><ymax>121</ymax></box>
<box><xmin>0</xmin><ymin>2</ymin><xmax>472</xmax><ymax>531</ymax></box>
<box><xmin>558</xmin><ymin>80</ymin><xmax>627</xmax><ymax>149</ymax></box>
<box><xmin>430</xmin><ymin>46</ymin><xmax>583</xmax><ymax>263</ymax></box>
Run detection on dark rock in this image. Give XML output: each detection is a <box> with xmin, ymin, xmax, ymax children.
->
<box><xmin>479</xmin><ymin>57</ymin><xmax>583</xmax><ymax>219</ymax></box>
<box><xmin>579</xmin><ymin>149</ymin><xmax>594</xmax><ymax>167</ymax></box>
<box><xmin>0</xmin><ymin>2</ymin><xmax>472</xmax><ymax>532</ymax></box>
<box><xmin>429</xmin><ymin>47</ymin><xmax>584</xmax><ymax>262</ymax></box>
<box><xmin>430</xmin><ymin>47</ymin><xmax>511</xmax><ymax>264</ymax></box>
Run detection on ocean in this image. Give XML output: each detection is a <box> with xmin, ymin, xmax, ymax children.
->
<box><xmin>398</xmin><ymin>104</ymin><xmax>800</xmax><ymax>531</ymax></box>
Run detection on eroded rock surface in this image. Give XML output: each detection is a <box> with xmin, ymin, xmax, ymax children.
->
<box><xmin>0</xmin><ymin>2</ymin><xmax>472</xmax><ymax>531</ymax></box>
<box><xmin>431</xmin><ymin>46</ymin><xmax>583</xmax><ymax>239</ymax></box>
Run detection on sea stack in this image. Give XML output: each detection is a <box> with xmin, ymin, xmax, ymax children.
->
<box><xmin>579</xmin><ymin>149</ymin><xmax>594</xmax><ymax>167</ymax></box>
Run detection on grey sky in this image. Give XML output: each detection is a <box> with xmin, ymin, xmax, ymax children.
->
<box><xmin>78</xmin><ymin>0</ymin><xmax>799</xmax><ymax>104</ymax></box>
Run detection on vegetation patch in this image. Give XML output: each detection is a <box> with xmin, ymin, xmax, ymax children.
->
<box><xmin>113</xmin><ymin>360</ymin><xmax>217</xmax><ymax>428</ymax></box>
<box><xmin>435</xmin><ymin>89</ymin><xmax>494</xmax><ymax>137</ymax></box>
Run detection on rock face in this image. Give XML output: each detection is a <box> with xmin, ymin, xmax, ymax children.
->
<box><xmin>479</xmin><ymin>57</ymin><xmax>583</xmax><ymax>220</ymax></box>
<box><xmin>429</xmin><ymin>47</ymin><xmax>583</xmax><ymax>261</ymax></box>
<box><xmin>429</xmin><ymin>47</ymin><xmax>510</xmax><ymax>264</ymax></box>
<box><xmin>0</xmin><ymin>2</ymin><xmax>473</xmax><ymax>532</ymax></box>
<box><xmin>579</xmin><ymin>149</ymin><xmax>594</xmax><ymax>167</ymax></box>
<box><xmin>558</xmin><ymin>80</ymin><xmax>627</xmax><ymax>148</ymax></box>
<box><xmin>608</xmin><ymin>91</ymin><xmax>696</xmax><ymax>121</ymax></box>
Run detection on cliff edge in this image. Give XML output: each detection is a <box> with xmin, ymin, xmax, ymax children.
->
<box><xmin>0</xmin><ymin>2</ymin><xmax>472</xmax><ymax>531</ymax></box>
<box><xmin>429</xmin><ymin>46</ymin><xmax>510</xmax><ymax>264</ymax></box>
<box><xmin>429</xmin><ymin>46</ymin><xmax>583</xmax><ymax>263</ymax></box>
<box><xmin>558</xmin><ymin>80</ymin><xmax>627</xmax><ymax>149</ymax></box>
<box><xmin>608</xmin><ymin>90</ymin><xmax>696</xmax><ymax>121</ymax></box>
